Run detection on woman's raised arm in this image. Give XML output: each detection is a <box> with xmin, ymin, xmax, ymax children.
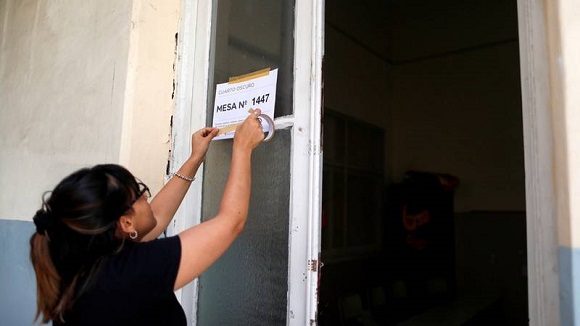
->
<box><xmin>141</xmin><ymin>127</ymin><xmax>219</xmax><ymax>242</ymax></box>
<box><xmin>174</xmin><ymin>109</ymin><xmax>264</xmax><ymax>290</ymax></box>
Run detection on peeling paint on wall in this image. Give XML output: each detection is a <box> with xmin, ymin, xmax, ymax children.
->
<box><xmin>172</xmin><ymin>33</ymin><xmax>178</xmax><ymax>100</ymax></box>
<box><xmin>117</xmin><ymin>0</ymin><xmax>180</xmax><ymax>194</ymax></box>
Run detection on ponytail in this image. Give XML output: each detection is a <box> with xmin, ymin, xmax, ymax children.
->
<box><xmin>29</xmin><ymin>164</ymin><xmax>142</xmax><ymax>323</ymax></box>
<box><xmin>30</xmin><ymin>231</ymin><xmax>61</xmax><ymax>323</ymax></box>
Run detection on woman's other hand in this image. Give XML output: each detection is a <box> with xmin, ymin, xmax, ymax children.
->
<box><xmin>234</xmin><ymin>109</ymin><xmax>265</xmax><ymax>152</ymax></box>
<box><xmin>191</xmin><ymin>127</ymin><xmax>219</xmax><ymax>162</ymax></box>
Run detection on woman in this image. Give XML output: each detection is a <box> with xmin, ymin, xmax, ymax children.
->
<box><xmin>30</xmin><ymin>110</ymin><xmax>265</xmax><ymax>325</ymax></box>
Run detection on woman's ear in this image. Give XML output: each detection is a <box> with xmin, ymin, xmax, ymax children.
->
<box><xmin>118</xmin><ymin>214</ymin><xmax>136</xmax><ymax>234</ymax></box>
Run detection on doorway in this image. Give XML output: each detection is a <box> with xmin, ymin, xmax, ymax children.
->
<box><xmin>319</xmin><ymin>1</ymin><xmax>528</xmax><ymax>325</ymax></box>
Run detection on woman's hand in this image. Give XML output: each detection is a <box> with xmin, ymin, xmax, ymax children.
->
<box><xmin>233</xmin><ymin>109</ymin><xmax>265</xmax><ymax>152</ymax></box>
<box><xmin>190</xmin><ymin>127</ymin><xmax>219</xmax><ymax>162</ymax></box>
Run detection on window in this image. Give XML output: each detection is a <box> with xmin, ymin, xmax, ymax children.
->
<box><xmin>207</xmin><ymin>0</ymin><xmax>295</xmax><ymax>119</ymax></box>
<box><xmin>322</xmin><ymin>110</ymin><xmax>385</xmax><ymax>259</ymax></box>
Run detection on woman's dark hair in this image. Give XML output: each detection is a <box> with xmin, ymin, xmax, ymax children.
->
<box><xmin>30</xmin><ymin>164</ymin><xmax>143</xmax><ymax>323</ymax></box>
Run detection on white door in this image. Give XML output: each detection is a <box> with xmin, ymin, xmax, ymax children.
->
<box><xmin>169</xmin><ymin>0</ymin><xmax>324</xmax><ymax>325</ymax></box>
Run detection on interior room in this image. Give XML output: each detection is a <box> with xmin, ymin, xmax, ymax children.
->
<box><xmin>319</xmin><ymin>0</ymin><xmax>528</xmax><ymax>325</ymax></box>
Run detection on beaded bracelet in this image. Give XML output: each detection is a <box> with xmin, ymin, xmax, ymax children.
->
<box><xmin>173</xmin><ymin>172</ymin><xmax>195</xmax><ymax>182</ymax></box>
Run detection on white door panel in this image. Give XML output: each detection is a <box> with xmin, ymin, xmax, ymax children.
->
<box><xmin>172</xmin><ymin>0</ymin><xmax>324</xmax><ymax>325</ymax></box>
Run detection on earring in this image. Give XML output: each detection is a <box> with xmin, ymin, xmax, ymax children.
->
<box><xmin>129</xmin><ymin>230</ymin><xmax>138</xmax><ymax>240</ymax></box>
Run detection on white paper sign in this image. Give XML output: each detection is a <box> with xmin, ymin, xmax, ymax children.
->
<box><xmin>212</xmin><ymin>69</ymin><xmax>278</xmax><ymax>140</ymax></box>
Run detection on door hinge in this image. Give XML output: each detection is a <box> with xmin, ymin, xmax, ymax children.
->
<box><xmin>308</xmin><ymin>259</ymin><xmax>323</xmax><ymax>272</ymax></box>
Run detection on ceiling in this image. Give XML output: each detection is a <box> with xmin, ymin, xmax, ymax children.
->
<box><xmin>325</xmin><ymin>0</ymin><xmax>519</xmax><ymax>64</ymax></box>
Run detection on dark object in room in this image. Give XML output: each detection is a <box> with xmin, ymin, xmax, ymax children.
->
<box><xmin>385</xmin><ymin>171</ymin><xmax>459</xmax><ymax>322</ymax></box>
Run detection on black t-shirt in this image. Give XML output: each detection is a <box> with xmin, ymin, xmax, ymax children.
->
<box><xmin>55</xmin><ymin>236</ymin><xmax>186</xmax><ymax>326</ymax></box>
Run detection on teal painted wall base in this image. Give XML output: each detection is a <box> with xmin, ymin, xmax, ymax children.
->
<box><xmin>0</xmin><ymin>219</ymin><xmax>45</xmax><ymax>325</ymax></box>
<box><xmin>560</xmin><ymin>246</ymin><xmax>580</xmax><ymax>326</ymax></box>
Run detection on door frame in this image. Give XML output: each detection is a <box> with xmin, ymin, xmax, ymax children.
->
<box><xmin>170</xmin><ymin>0</ymin><xmax>324</xmax><ymax>325</ymax></box>
<box><xmin>517</xmin><ymin>0</ymin><xmax>561</xmax><ymax>325</ymax></box>
<box><xmin>170</xmin><ymin>0</ymin><xmax>559</xmax><ymax>325</ymax></box>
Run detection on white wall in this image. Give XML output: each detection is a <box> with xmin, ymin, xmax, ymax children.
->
<box><xmin>0</xmin><ymin>0</ymin><xmax>132</xmax><ymax>220</ymax></box>
<box><xmin>0</xmin><ymin>0</ymin><xmax>180</xmax><ymax>221</ymax></box>
<box><xmin>324</xmin><ymin>34</ymin><xmax>525</xmax><ymax>212</ymax></box>
<box><xmin>390</xmin><ymin>42</ymin><xmax>526</xmax><ymax>212</ymax></box>
<box><xmin>325</xmin><ymin>0</ymin><xmax>525</xmax><ymax>212</ymax></box>
<box><xmin>118</xmin><ymin>0</ymin><xmax>179</xmax><ymax>195</ymax></box>
<box><xmin>324</xmin><ymin>27</ymin><xmax>390</xmax><ymax>128</ymax></box>
<box><xmin>0</xmin><ymin>1</ymin><xmax>178</xmax><ymax>323</ymax></box>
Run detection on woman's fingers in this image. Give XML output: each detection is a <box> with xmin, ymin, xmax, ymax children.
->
<box><xmin>190</xmin><ymin>127</ymin><xmax>219</xmax><ymax>161</ymax></box>
<box><xmin>250</xmin><ymin>108</ymin><xmax>262</xmax><ymax>116</ymax></box>
<box><xmin>234</xmin><ymin>109</ymin><xmax>266</xmax><ymax>150</ymax></box>
<box><xmin>199</xmin><ymin>127</ymin><xmax>219</xmax><ymax>138</ymax></box>
<box><xmin>200</xmin><ymin>128</ymin><xmax>211</xmax><ymax>137</ymax></box>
